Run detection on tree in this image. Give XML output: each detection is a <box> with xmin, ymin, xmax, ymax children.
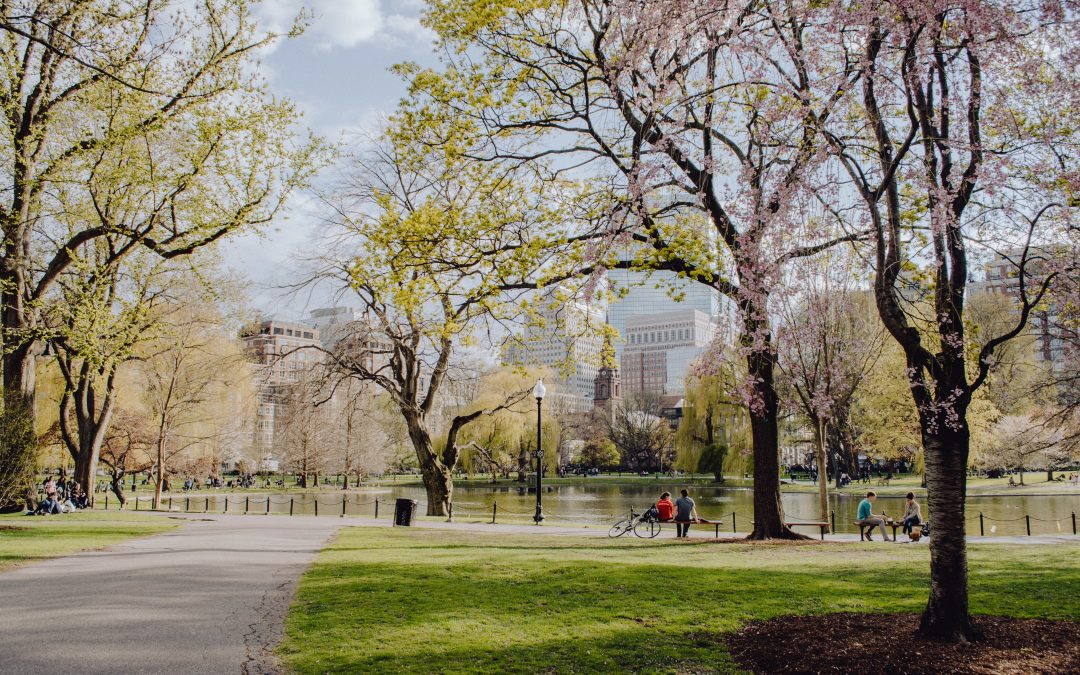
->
<box><xmin>98</xmin><ymin>409</ymin><xmax>155</xmax><ymax>507</ymax></box>
<box><xmin>47</xmin><ymin>251</ymin><xmax>174</xmax><ymax>505</ymax></box>
<box><xmin>0</xmin><ymin>391</ymin><xmax>36</xmax><ymax>512</ymax></box>
<box><xmin>817</xmin><ymin>0</ymin><xmax>1079</xmax><ymax>640</ymax></box>
<box><xmin>776</xmin><ymin>262</ymin><xmax>883</xmax><ymax>505</ymax></box>
<box><xmin>980</xmin><ymin>414</ymin><xmax>1069</xmax><ymax>483</ymax></box>
<box><xmin>276</xmin><ymin>370</ymin><xmax>331</xmax><ymax>489</ymax></box>
<box><xmin>0</xmin><ymin>0</ymin><xmax>320</xmax><ymax>496</ymax></box>
<box><xmin>675</xmin><ymin>368</ymin><xmax>752</xmax><ymax>482</ymax></box>
<box><xmin>410</xmin><ymin>0</ymin><xmax>866</xmax><ymax>538</ymax></box>
<box><xmin>606</xmin><ymin>392</ymin><xmax>672</xmax><ymax>473</ymax></box>
<box><xmin>315</xmin><ymin>137</ymin><xmax>555</xmax><ymax>516</ymax></box>
<box><xmin>140</xmin><ymin>296</ymin><xmax>249</xmax><ymax>508</ymax></box>
<box><xmin>577</xmin><ymin>426</ymin><xmax>619</xmax><ymax>473</ymax></box>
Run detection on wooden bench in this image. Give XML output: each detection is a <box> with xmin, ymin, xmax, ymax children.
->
<box><xmin>856</xmin><ymin>520</ymin><xmax>917</xmax><ymax>541</ymax></box>
<box><xmin>752</xmin><ymin>520</ymin><xmax>831</xmax><ymax>540</ymax></box>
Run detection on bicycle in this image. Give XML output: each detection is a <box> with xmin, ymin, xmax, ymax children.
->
<box><xmin>607</xmin><ymin>507</ymin><xmax>663</xmax><ymax>538</ymax></box>
<box><xmin>608</xmin><ymin>507</ymin><xmax>640</xmax><ymax>537</ymax></box>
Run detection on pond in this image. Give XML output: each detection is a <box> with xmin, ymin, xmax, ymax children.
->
<box><xmin>149</xmin><ymin>482</ymin><xmax>1080</xmax><ymax>537</ymax></box>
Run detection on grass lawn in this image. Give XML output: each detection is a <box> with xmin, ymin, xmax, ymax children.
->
<box><xmin>0</xmin><ymin>511</ymin><xmax>176</xmax><ymax>572</ymax></box>
<box><xmin>280</xmin><ymin>528</ymin><xmax>1080</xmax><ymax>674</ymax></box>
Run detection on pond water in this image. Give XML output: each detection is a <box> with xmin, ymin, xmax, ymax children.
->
<box><xmin>145</xmin><ymin>482</ymin><xmax>1080</xmax><ymax>537</ymax></box>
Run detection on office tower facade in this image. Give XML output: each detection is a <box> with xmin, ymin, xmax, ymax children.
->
<box><xmin>504</xmin><ymin>293</ymin><xmax>605</xmax><ymax>412</ymax></box>
<box><xmin>240</xmin><ymin>319</ymin><xmax>322</xmax><ymax>454</ymax></box>
<box><xmin>605</xmin><ymin>267</ymin><xmax>722</xmax><ymax>362</ymax></box>
<box><xmin>620</xmin><ymin>309</ymin><xmax>717</xmax><ymax>396</ymax></box>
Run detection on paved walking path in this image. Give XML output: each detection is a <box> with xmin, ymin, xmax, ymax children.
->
<box><xmin>0</xmin><ymin>515</ymin><xmax>339</xmax><ymax>675</ymax></box>
<box><xmin>3</xmin><ymin>512</ymin><xmax>1078</xmax><ymax>675</ymax></box>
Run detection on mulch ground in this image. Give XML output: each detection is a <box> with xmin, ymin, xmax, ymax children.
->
<box><xmin>726</xmin><ymin>613</ymin><xmax>1080</xmax><ymax>674</ymax></box>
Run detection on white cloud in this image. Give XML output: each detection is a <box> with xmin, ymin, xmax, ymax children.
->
<box><xmin>256</xmin><ymin>0</ymin><xmax>430</xmax><ymax>51</ymax></box>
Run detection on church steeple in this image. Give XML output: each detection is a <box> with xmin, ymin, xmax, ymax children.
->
<box><xmin>593</xmin><ymin>324</ymin><xmax>621</xmax><ymax>410</ymax></box>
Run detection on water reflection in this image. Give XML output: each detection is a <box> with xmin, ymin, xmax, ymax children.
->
<box><xmin>142</xmin><ymin>482</ymin><xmax>1079</xmax><ymax>536</ymax></box>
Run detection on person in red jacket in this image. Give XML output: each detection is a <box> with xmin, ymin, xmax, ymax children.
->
<box><xmin>656</xmin><ymin>492</ymin><xmax>675</xmax><ymax>521</ymax></box>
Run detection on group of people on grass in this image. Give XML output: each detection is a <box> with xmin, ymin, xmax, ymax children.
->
<box><xmin>30</xmin><ymin>476</ymin><xmax>90</xmax><ymax>515</ymax></box>
<box><xmin>857</xmin><ymin>491</ymin><xmax>922</xmax><ymax>542</ymax></box>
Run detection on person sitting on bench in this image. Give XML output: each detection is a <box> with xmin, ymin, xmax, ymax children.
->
<box><xmin>656</xmin><ymin>492</ymin><xmax>675</xmax><ymax>521</ymax></box>
<box><xmin>857</xmin><ymin>491</ymin><xmax>892</xmax><ymax>541</ymax></box>
<box><xmin>901</xmin><ymin>492</ymin><xmax>922</xmax><ymax>536</ymax></box>
<box><xmin>675</xmin><ymin>489</ymin><xmax>699</xmax><ymax>538</ymax></box>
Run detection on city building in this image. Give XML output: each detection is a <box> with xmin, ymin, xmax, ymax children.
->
<box><xmin>605</xmin><ymin>266</ymin><xmax>723</xmax><ymax>364</ymax></box>
<box><xmin>504</xmin><ymin>291</ymin><xmax>605</xmax><ymax>412</ymax></box>
<box><xmin>620</xmin><ymin>309</ymin><xmax>717</xmax><ymax>396</ymax></box>
<box><xmin>971</xmin><ymin>249</ymin><xmax>1065</xmax><ymax>368</ymax></box>
<box><xmin>240</xmin><ymin>318</ymin><xmax>322</xmax><ymax>459</ymax></box>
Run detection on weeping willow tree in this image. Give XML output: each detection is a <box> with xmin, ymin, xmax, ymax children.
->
<box><xmin>457</xmin><ymin>368</ymin><xmax>559</xmax><ymax>482</ymax></box>
<box><xmin>675</xmin><ymin>370</ymin><xmax>751</xmax><ymax>482</ymax></box>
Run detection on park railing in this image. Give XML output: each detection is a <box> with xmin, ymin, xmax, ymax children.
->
<box><xmin>90</xmin><ymin>494</ymin><xmax>1080</xmax><ymax>538</ymax></box>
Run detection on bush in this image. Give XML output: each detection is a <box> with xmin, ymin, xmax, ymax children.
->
<box><xmin>0</xmin><ymin>392</ymin><xmax>38</xmax><ymax>512</ymax></box>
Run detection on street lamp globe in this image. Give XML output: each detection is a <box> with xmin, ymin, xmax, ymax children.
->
<box><xmin>533</xmin><ymin>378</ymin><xmax>546</xmax><ymax>401</ymax></box>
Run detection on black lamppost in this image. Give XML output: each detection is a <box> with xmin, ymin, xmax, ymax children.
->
<box><xmin>533</xmin><ymin>378</ymin><xmax>546</xmax><ymax>524</ymax></box>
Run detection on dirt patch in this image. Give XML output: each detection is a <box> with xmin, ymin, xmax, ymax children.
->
<box><xmin>727</xmin><ymin>613</ymin><xmax>1080</xmax><ymax>674</ymax></box>
<box><xmin>0</xmin><ymin>525</ymin><xmax>26</xmax><ymax>532</ymax></box>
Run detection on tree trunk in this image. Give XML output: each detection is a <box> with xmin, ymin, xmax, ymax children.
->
<box><xmin>918</xmin><ymin>429</ymin><xmax>979</xmax><ymax>642</ymax></box>
<box><xmin>420</xmin><ymin>461</ymin><xmax>452</xmax><ymax>517</ymax></box>
<box><xmin>1047</xmin><ymin>469</ymin><xmax>1054</xmax><ymax>482</ymax></box>
<box><xmin>815</xmin><ymin>419</ymin><xmax>830</xmax><ymax>532</ymax></box>
<box><xmin>110</xmin><ymin>475</ymin><xmax>127</xmax><ymax>507</ymax></box>
<box><xmin>153</xmin><ymin>439</ymin><xmax>165</xmax><ymax>510</ymax></box>
<box><xmin>745</xmin><ymin>347</ymin><xmax>807</xmax><ymax>540</ymax></box>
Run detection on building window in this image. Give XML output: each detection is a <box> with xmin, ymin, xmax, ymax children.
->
<box><xmin>273</xmin><ymin>327</ymin><xmax>283</xmax><ymax>335</ymax></box>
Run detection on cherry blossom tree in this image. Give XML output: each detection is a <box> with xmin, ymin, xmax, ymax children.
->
<box><xmin>411</xmin><ymin>0</ymin><xmax>866</xmax><ymax>539</ymax></box>
<box><xmin>816</xmin><ymin>0</ymin><xmax>1080</xmax><ymax>641</ymax></box>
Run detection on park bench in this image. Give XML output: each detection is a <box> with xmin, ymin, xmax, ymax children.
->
<box><xmin>856</xmin><ymin>520</ymin><xmax>920</xmax><ymax>541</ymax></box>
<box><xmin>751</xmin><ymin>520</ymin><xmax>831</xmax><ymax>540</ymax></box>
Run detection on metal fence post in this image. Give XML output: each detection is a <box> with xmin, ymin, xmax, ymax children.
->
<box><xmin>492</xmin><ymin>502</ymin><xmax>497</xmax><ymax>524</ymax></box>
<box><xmin>290</xmin><ymin>497</ymin><xmax>294</xmax><ymax>516</ymax></box>
<box><xmin>186</xmin><ymin>496</ymin><xmax>190</xmax><ymax>512</ymax></box>
<box><xmin>979</xmin><ymin>512</ymin><xmax>984</xmax><ymax>536</ymax></box>
<box><xmin>1026</xmin><ymin>514</ymin><xmax>1031</xmax><ymax>536</ymax></box>
<box><xmin>1073</xmin><ymin>512</ymin><xmax>1077</xmax><ymax>536</ymax></box>
<box><xmin>245</xmin><ymin>496</ymin><xmax>249</xmax><ymax>514</ymax></box>
<box><xmin>104</xmin><ymin>493</ymin><xmax>108</xmax><ymax>510</ymax></box>
<box><xmin>315</xmin><ymin>499</ymin><xmax>318</xmax><ymax>517</ymax></box>
<box><xmin>732</xmin><ymin>511</ymin><xmax>736</xmax><ymax>534</ymax></box>
<box><xmin>342</xmin><ymin>496</ymin><xmax>346</xmax><ymax>518</ymax></box>
<box><xmin>830</xmin><ymin>510</ymin><xmax>836</xmax><ymax>534</ymax></box>
<box><xmin>168</xmin><ymin>496</ymin><xmax>172</xmax><ymax>511</ymax></box>
<box><xmin>204</xmin><ymin>497</ymin><xmax>208</xmax><ymax>513</ymax></box>
<box><xmin>449</xmin><ymin>502</ymin><xmax>453</xmax><ymax>522</ymax></box>
<box><xmin>225</xmin><ymin>496</ymin><xmax>228</xmax><ymax>513</ymax></box>
<box><xmin>266</xmin><ymin>498</ymin><xmax>271</xmax><ymax>515</ymax></box>
<box><xmin>374</xmin><ymin>499</ymin><xmax>379</xmax><ymax>519</ymax></box>
<box><xmin>135</xmin><ymin>497</ymin><xmax>139</xmax><ymax>511</ymax></box>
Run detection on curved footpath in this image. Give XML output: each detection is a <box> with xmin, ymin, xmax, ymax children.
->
<box><xmin>1</xmin><ymin>513</ymin><xmax>1077</xmax><ymax>675</ymax></box>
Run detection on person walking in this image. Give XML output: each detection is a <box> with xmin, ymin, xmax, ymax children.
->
<box><xmin>675</xmin><ymin>489</ymin><xmax>698</xmax><ymax>538</ymax></box>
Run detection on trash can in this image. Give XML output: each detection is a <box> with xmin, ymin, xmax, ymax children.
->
<box><xmin>394</xmin><ymin>498</ymin><xmax>418</xmax><ymax>527</ymax></box>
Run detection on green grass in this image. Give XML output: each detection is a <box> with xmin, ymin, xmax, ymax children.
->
<box><xmin>0</xmin><ymin>511</ymin><xmax>176</xmax><ymax>572</ymax></box>
<box><xmin>280</xmin><ymin>528</ymin><xmax>1080</xmax><ymax>674</ymax></box>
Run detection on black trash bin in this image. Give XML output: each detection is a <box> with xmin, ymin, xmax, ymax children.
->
<box><xmin>394</xmin><ymin>498</ymin><xmax>418</xmax><ymax>527</ymax></box>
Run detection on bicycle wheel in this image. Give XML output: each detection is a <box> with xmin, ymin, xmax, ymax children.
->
<box><xmin>634</xmin><ymin>519</ymin><xmax>661</xmax><ymax>538</ymax></box>
<box><xmin>608</xmin><ymin>519</ymin><xmax>631</xmax><ymax>537</ymax></box>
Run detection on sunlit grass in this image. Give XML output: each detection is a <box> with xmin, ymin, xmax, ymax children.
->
<box><xmin>280</xmin><ymin>527</ymin><xmax>1080</xmax><ymax>673</ymax></box>
<box><xmin>0</xmin><ymin>511</ymin><xmax>176</xmax><ymax>572</ymax></box>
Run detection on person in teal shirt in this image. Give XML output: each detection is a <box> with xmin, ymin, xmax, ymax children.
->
<box><xmin>857</xmin><ymin>491</ymin><xmax>892</xmax><ymax>541</ymax></box>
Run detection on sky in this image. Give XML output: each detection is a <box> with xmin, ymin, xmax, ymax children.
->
<box><xmin>222</xmin><ymin>0</ymin><xmax>439</xmax><ymax>320</ymax></box>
